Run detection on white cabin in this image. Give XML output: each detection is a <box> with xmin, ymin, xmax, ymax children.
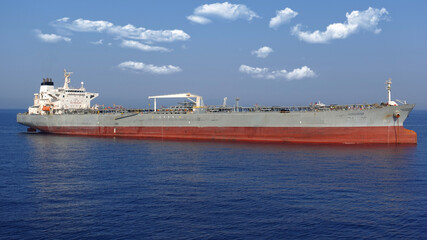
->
<box><xmin>28</xmin><ymin>69</ymin><xmax>99</xmax><ymax>115</ymax></box>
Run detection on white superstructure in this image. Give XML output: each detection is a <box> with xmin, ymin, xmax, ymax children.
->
<box><xmin>28</xmin><ymin>69</ymin><xmax>99</xmax><ymax>115</ymax></box>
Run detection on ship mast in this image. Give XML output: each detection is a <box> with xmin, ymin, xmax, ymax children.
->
<box><xmin>386</xmin><ymin>78</ymin><xmax>398</xmax><ymax>106</ymax></box>
<box><xmin>386</xmin><ymin>78</ymin><xmax>392</xmax><ymax>104</ymax></box>
<box><xmin>63</xmin><ymin>69</ymin><xmax>73</xmax><ymax>89</ymax></box>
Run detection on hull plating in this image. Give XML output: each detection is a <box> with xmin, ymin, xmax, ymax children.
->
<box><xmin>35</xmin><ymin>126</ymin><xmax>417</xmax><ymax>144</ymax></box>
<box><xmin>18</xmin><ymin>104</ymin><xmax>417</xmax><ymax>144</ymax></box>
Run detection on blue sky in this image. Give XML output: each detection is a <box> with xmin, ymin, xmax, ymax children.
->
<box><xmin>1</xmin><ymin>0</ymin><xmax>426</xmax><ymax>109</ymax></box>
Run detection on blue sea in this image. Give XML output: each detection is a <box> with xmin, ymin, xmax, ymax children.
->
<box><xmin>1</xmin><ymin>109</ymin><xmax>426</xmax><ymax>239</ymax></box>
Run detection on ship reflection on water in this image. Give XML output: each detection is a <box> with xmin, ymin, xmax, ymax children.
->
<box><xmin>24</xmin><ymin>132</ymin><xmax>418</xmax><ymax>191</ymax></box>
<box><xmin>25</xmin><ymin>132</ymin><xmax>417</xmax><ymax>165</ymax></box>
<box><xmin>21</xmin><ymin>132</ymin><xmax>421</xmax><ymax>238</ymax></box>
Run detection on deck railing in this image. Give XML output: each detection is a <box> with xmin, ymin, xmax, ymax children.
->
<box><xmin>33</xmin><ymin>102</ymin><xmax>387</xmax><ymax>115</ymax></box>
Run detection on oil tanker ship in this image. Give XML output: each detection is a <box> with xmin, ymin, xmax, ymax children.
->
<box><xmin>17</xmin><ymin>70</ymin><xmax>417</xmax><ymax>144</ymax></box>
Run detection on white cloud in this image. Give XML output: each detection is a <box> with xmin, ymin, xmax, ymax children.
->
<box><xmin>286</xmin><ymin>66</ymin><xmax>317</xmax><ymax>80</ymax></box>
<box><xmin>137</xmin><ymin>29</ymin><xmax>190</xmax><ymax>42</ymax></box>
<box><xmin>292</xmin><ymin>7</ymin><xmax>389</xmax><ymax>43</ymax></box>
<box><xmin>187</xmin><ymin>15</ymin><xmax>211</xmax><ymax>24</ymax></box>
<box><xmin>52</xmin><ymin>18</ymin><xmax>190</xmax><ymax>42</ymax></box>
<box><xmin>118</xmin><ymin>61</ymin><xmax>182</xmax><ymax>74</ymax></box>
<box><xmin>251</xmin><ymin>46</ymin><xmax>273</xmax><ymax>58</ymax></box>
<box><xmin>56</xmin><ymin>17</ymin><xmax>70</xmax><ymax>22</ymax></box>
<box><xmin>188</xmin><ymin>2</ymin><xmax>259</xmax><ymax>24</ymax></box>
<box><xmin>62</xmin><ymin>18</ymin><xmax>113</xmax><ymax>32</ymax></box>
<box><xmin>120</xmin><ymin>40</ymin><xmax>171</xmax><ymax>52</ymax></box>
<box><xmin>239</xmin><ymin>65</ymin><xmax>316</xmax><ymax>80</ymax></box>
<box><xmin>239</xmin><ymin>65</ymin><xmax>269</xmax><ymax>76</ymax></box>
<box><xmin>90</xmin><ymin>39</ymin><xmax>103</xmax><ymax>45</ymax></box>
<box><xmin>269</xmin><ymin>8</ymin><xmax>298</xmax><ymax>29</ymax></box>
<box><xmin>34</xmin><ymin>29</ymin><xmax>71</xmax><ymax>43</ymax></box>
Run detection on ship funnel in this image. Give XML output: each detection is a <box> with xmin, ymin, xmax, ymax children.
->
<box><xmin>41</xmin><ymin>77</ymin><xmax>54</xmax><ymax>86</ymax></box>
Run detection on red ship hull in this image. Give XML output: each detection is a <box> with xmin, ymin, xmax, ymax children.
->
<box><xmin>36</xmin><ymin>126</ymin><xmax>417</xmax><ymax>144</ymax></box>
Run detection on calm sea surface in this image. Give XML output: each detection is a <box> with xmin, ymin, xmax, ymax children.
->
<box><xmin>1</xmin><ymin>109</ymin><xmax>426</xmax><ymax>239</ymax></box>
